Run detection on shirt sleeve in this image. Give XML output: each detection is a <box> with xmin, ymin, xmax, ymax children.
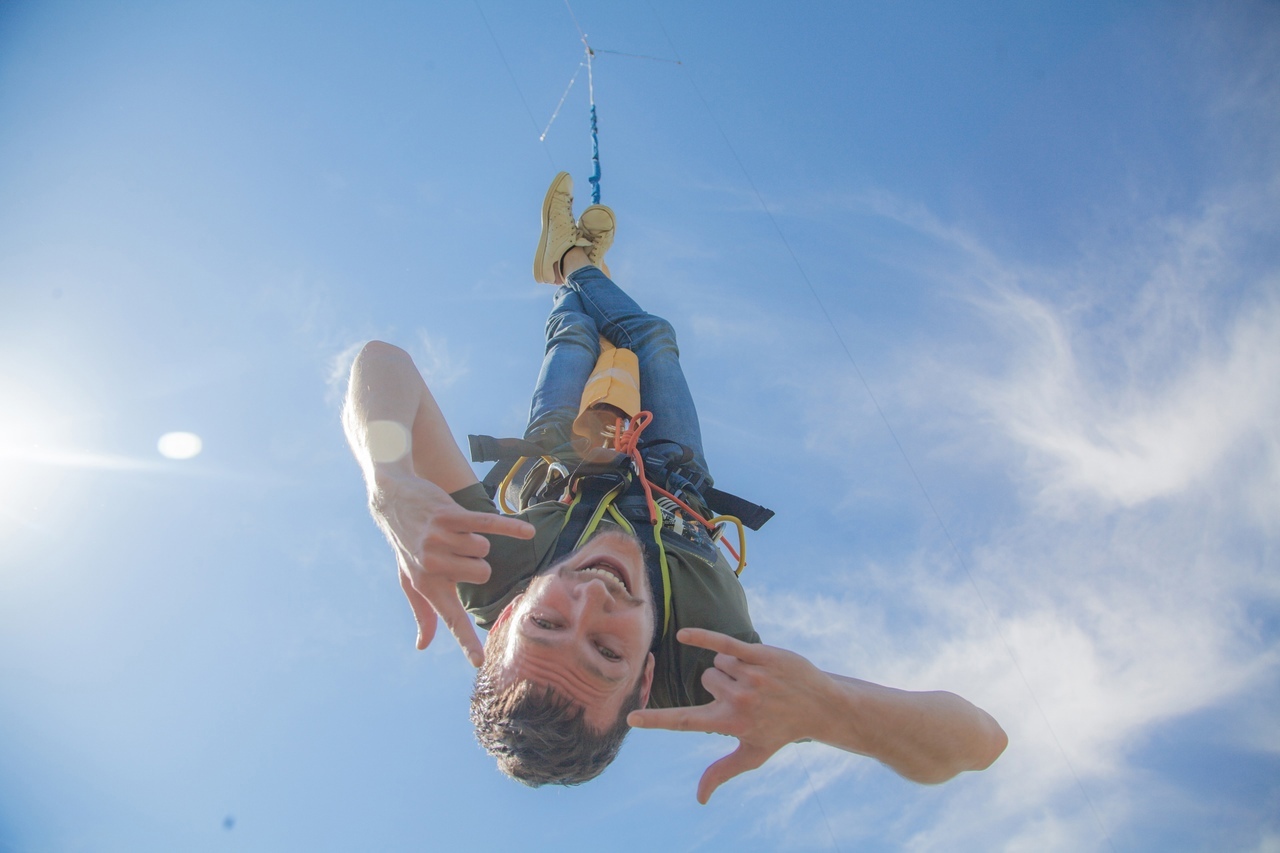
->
<box><xmin>450</xmin><ymin>483</ymin><xmax>566</xmax><ymax>630</ymax></box>
<box><xmin>650</xmin><ymin>547</ymin><xmax>762</xmax><ymax>708</ymax></box>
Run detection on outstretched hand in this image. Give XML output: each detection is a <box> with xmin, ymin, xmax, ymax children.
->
<box><xmin>627</xmin><ymin>628</ymin><xmax>834</xmax><ymax>804</ymax></box>
<box><xmin>372</xmin><ymin>471</ymin><xmax>534</xmax><ymax>667</ymax></box>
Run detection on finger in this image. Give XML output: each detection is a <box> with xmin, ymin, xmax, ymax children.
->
<box><xmin>712</xmin><ymin>652</ymin><xmax>749</xmax><ymax>680</ymax></box>
<box><xmin>421</xmin><ymin>580</ymin><xmax>486</xmax><ymax>667</ymax></box>
<box><xmin>675</xmin><ymin>628</ymin><xmax>760</xmax><ymax>662</ymax></box>
<box><xmin>417</xmin><ymin>552</ymin><xmax>492</xmax><ymax>586</ymax></box>
<box><xmin>399</xmin><ymin>568</ymin><xmax>438</xmax><ymax>650</ymax></box>
<box><xmin>421</xmin><ymin>528</ymin><xmax>492</xmax><ymax>561</ymax></box>
<box><xmin>700</xmin><ymin>666</ymin><xmax>742</xmax><ymax>702</ymax></box>
<box><xmin>697</xmin><ymin>744</ymin><xmax>770</xmax><ymax>805</ymax></box>
<box><xmin>441</xmin><ymin>530</ymin><xmax>493</xmax><ymax>560</ymax></box>
<box><xmin>448</xmin><ymin>510</ymin><xmax>536</xmax><ymax>540</ymax></box>
<box><xmin>627</xmin><ymin>705</ymin><xmax>719</xmax><ymax>733</ymax></box>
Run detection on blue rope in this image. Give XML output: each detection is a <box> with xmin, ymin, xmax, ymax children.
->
<box><xmin>585</xmin><ymin>44</ymin><xmax>601</xmax><ymax>205</ymax></box>
<box><xmin>589</xmin><ymin>103</ymin><xmax>601</xmax><ymax>204</ymax></box>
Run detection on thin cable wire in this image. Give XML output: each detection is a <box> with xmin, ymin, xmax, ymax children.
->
<box><xmin>472</xmin><ymin>0</ymin><xmax>556</xmax><ymax>169</ymax></box>
<box><xmin>540</xmin><ymin>61</ymin><xmax>584</xmax><ymax>141</ymax></box>
<box><xmin>563</xmin><ymin>0</ymin><xmax>587</xmax><ymax>40</ymax></box>
<box><xmin>593</xmin><ymin>47</ymin><xmax>681</xmax><ymax>64</ymax></box>
<box><xmin>647</xmin><ymin>4</ymin><xmax>1115</xmax><ymax>851</ymax></box>
<box><xmin>796</xmin><ymin>750</ymin><xmax>843</xmax><ymax>853</ymax></box>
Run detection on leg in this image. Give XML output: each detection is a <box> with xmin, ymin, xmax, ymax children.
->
<box><xmin>560</xmin><ymin>257</ymin><xmax>713</xmax><ymax>489</ymax></box>
<box><xmin>524</xmin><ymin>287</ymin><xmax>600</xmax><ymax>454</ymax></box>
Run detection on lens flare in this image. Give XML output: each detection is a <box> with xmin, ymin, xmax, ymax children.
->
<box><xmin>157</xmin><ymin>432</ymin><xmax>202</xmax><ymax>460</ymax></box>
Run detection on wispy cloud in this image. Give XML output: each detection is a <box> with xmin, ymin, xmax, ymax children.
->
<box><xmin>737</xmin><ymin>103</ymin><xmax>1280</xmax><ymax>853</ymax></box>
<box><xmin>324</xmin><ymin>331</ymin><xmax>470</xmax><ymax>408</ymax></box>
<box><xmin>411</xmin><ymin>330</ymin><xmax>469</xmax><ymax>390</ymax></box>
<box><xmin>325</xmin><ymin>341</ymin><xmax>366</xmax><ymax>407</ymax></box>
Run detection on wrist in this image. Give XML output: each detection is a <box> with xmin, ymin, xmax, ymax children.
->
<box><xmin>368</xmin><ymin>462</ymin><xmax>418</xmax><ymax>512</ymax></box>
<box><xmin>808</xmin><ymin>671</ymin><xmax>866</xmax><ymax>750</ymax></box>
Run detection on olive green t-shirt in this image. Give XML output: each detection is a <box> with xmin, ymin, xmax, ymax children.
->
<box><xmin>451</xmin><ymin>482</ymin><xmax>760</xmax><ymax>708</ymax></box>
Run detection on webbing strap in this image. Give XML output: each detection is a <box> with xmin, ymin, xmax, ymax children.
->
<box><xmin>468</xmin><ymin>434</ymin><xmax>548</xmax><ymax>500</ymax></box>
<box><xmin>705</xmin><ymin>487</ymin><xmax>775</xmax><ymax>531</ymax></box>
<box><xmin>606</xmin><ymin>502</ymin><xmax>672</xmax><ymax>641</ymax></box>
<box><xmin>546</xmin><ymin>465</ymin><xmax>670</xmax><ymax>648</ymax></box>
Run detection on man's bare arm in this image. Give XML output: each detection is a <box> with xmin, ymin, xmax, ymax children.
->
<box><xmin>343</xmin><ymin>341</ymin><xmax>533</xmax><ymax>665</ymax></box>
<box><xmin>628</xmin><ymin>628</ymin><xmax>1007</xmax><ymax>803</ymax></box>
<box><xmin>343</xmin><ymin>340</ymin><xmax>477</xmax><ymax>492</ymax></box>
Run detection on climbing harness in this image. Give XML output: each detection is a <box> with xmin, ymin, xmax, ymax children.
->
<box><xmin>470</xmin><ymin>416</ymin><xmax>771</xmax><ymax>651</ymax></box>
<box><xmin>468</xmin><ymin>340</ymin><xmax>772</xmax><ymax>648</ymax></box>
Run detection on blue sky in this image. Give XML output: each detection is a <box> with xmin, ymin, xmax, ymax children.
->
<box><xmin>2</xmin><ymin>1</ymin><xmax>1278</xmax><ymax>850</ymax></box>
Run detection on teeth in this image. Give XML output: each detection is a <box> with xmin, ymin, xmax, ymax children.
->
<box><xmin>576</xmin><ymin>565</ymin><xmax>627</xmax><ymax>593</ymax></box>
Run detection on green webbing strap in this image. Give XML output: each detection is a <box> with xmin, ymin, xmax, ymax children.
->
<box><xmin>571</xmin><ymin>481</ymin><xmax>626</xmax><ymax>549</ymax></box>
<box><xmin>548</xmin><ymin>471</ymin><xmax>629</xmax><ymax>569</ymax></box>
<box><xmin>606</xmin><ymin>503</ymin><xmax>671</xmax><ymax>639</ymax></box>
<box><xmin>546</xmin><ymin>465</ymin><xmax>673</xmax><ymax>646</ymax></box>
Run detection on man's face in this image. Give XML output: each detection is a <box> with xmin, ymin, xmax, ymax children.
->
<box><xmin>488</xmin><ymin>529</ymin><xmax>656</xmax><ymax>730</ymax></box>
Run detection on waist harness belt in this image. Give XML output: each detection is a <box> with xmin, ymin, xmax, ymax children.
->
<box><xmin>467</xmin><ymin>435</ymin><xmax>775</xmax><ymax>531</ymax></box>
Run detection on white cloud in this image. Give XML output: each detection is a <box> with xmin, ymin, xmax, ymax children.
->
<box><xmin>325</xmin><ymin>340</ymin><xmax>366</xmax><ymax>406</ymax></box>
<box><xmin>324</xmin><ymin>333</ymin><xmax>471</xmax><ymax>414</ymax></box>
<box><xmin>731</xmin><ymin>112</ymin><xmax>1280</xmax><ymax>853</ymax></box>
<box><xmin>953</xmin><ymin>249</ymin><xmax>1280</xmax><ymax>514</ymax></box>
<box><xmin>411</xmin><ymin>330</ymin><xmax>469</xmax><ymax>390</ymax></box>
<box><xmin>1252</xmin><ymin>830</ymin><xmax>1280</xmax><ymax>853</ymax></box>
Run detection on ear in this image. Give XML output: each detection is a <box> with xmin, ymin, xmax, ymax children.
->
<box><xmin>484</xmin><ymin>595</ymin><xmax>525</xmax><ymax>660</ymax></box>
<box><xmin>637</xmin><ymin>652</ymin><xmax>656</xmax><ymax>708</ymax></box>
<box><xmin>489</xmin><ymin>593</ymin><xmax>523</xmax><ymax>633</ymax></box>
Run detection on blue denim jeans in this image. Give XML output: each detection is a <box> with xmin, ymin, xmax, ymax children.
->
<box><xmin>524</xmin><ymin>265</ymin><xmax>713</xmax><ymax>489</ymax></box>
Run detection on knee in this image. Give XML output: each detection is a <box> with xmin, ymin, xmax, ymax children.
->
<box><xmin>545</xmin><ymin>310</ymin><xmax>600</xmax><ymax>353</ymax></box>
<box><xmin>634</xmin><ymin>315</ymin><xmax>679</xmax><ymax>354</ymax></box>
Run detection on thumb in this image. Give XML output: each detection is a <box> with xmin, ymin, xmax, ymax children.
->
<box><xmin>697</xmin><ymin>743</ymin><xmax>770</xmax><ymax>805</ymax></box>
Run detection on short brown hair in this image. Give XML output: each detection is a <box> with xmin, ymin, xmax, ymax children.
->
<box><xmin>469</xmin><ymin>616</ymin><xmax>645</xmax><ymax>786</ymax></box>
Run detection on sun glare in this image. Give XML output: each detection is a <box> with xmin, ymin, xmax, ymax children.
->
<box><xmin>157</xmin><ymin>432</ymin><xmax>203</xmax><ymax>460</ymax></box>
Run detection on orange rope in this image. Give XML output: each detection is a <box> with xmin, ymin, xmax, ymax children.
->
<box><xmin>614</xmin><ymin>411</ymin><xmax>717</xmax><ymax>530</ymax></box>
<box><xmin>613</xmin><ymin>413</ymin><xmax>659</xmax><ymax>525</ymax></box>
<box><xmin>612</xmin><ymin>410</ymin><xmax>746</xmax><ymax>571</ymax></box>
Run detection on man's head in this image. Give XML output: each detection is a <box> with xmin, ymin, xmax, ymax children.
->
<box><xmin>470</xmin><ymin>528</ymin><xmax>657</xmax><ymax>785</ymax></box>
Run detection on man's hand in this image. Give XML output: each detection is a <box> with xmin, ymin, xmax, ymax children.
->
<box><xmin>628</xmin><ymin>629</ymin><xmax>1009</xmax><ymax>800</ymax></box>
<box><xmin>627</xmin><ymin>628</ymin><xmax>834</xmax><ymax>804</ymax></box>
<box><xmin>372</xmin><ymin>469</ymin><xmax>534</xmax><ymax>667</ymax></box>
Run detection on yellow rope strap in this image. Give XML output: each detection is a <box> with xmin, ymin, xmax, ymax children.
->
<box><xmin>709</xmin><ymin>514</ymin><xmax>748</xmax><ymax>575</ymax></box>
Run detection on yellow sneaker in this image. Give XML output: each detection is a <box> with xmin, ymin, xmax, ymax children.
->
<box><xmin>533</xmin><ymin>172</ymin><xmax>591</xmax><ymax>284</ymax></box>
<box><xmin>578</xmin><ymin>204</ymin><xmax>616</xmax><ymax>279</ymax></box>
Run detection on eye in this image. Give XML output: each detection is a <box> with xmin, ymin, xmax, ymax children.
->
<box><xmin>596</xmin><ymin>644</ymin><xmax>621</xmax><ymax>662</ymax></box>
<box><xmin>531</xmin><ymin>616</ymin><xmax>557</xmax><ymax>630</ymax></box>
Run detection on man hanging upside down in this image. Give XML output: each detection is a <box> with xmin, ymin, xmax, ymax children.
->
<box><xmin>342</xmin><ymin>172</ymin><xmax>1007</xmax><ymax>801</ymax></box>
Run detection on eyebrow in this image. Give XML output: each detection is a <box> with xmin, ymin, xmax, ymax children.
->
<box><xmin>524</xmin><ymin>632</ymin><xmax>625</xmax><ymax>685</ymax></box>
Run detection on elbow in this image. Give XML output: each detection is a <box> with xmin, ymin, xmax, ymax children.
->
<box><xmin>356</xmin><ymin>340</ymin><xmax>409</xmax><ymax>363</ymax></box>
<box><xmin>976</xmin><ymin>717</ymin><xmax>1008</xmax><ymax>771</ymax></box>
<box><xmin>902</xmin><ymin>706</ymin><xmax>1009</xmax><ymax>786</ymax></box>
<box><xmin>348</xmin><ymin>340</ymin><xmax>414</xmax><ymax>385</ymax></box>
<box><xmin>947</xmin><ymin>710</ymin><xmax>1007</xmax><ymax>780</ymax></box>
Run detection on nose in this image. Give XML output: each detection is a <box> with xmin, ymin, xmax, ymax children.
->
<box><xmin>572</xmin><ymin>575</ymin><xmax>617</xmax><ymax>613</ymax></box>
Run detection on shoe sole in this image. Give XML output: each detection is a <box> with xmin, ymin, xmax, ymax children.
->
<box><xmin>534</xmin><ymin>171</ymin><xmax>572</xmax><ymax>284</ymax></box>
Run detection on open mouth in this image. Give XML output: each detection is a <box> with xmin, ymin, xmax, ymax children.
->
<box><xmin>574</xmin><ymin>561</ymin><xmax>630</xmax><ymax>595</ymax></box>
